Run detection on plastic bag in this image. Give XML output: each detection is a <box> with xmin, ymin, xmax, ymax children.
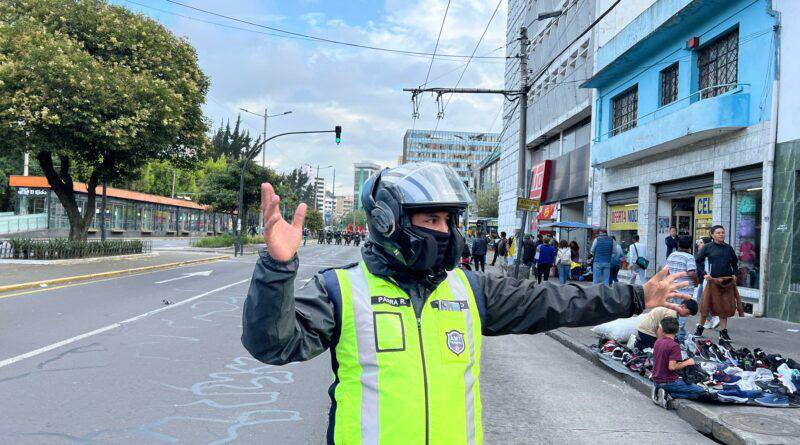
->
<box><xmin>590</xmin><ymin>314</ymin><xmax>646</xmax><ymax>342</ymax></box>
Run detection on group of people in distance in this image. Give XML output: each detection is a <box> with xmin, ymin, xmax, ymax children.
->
<box><xmin>315</xmin><ymin>229</ymin><xmax>364</xmax><ymax>246</ymax></box>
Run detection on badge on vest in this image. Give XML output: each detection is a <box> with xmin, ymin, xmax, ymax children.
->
<box><xmin>445</xmin><ymin>330</ymin><xmax>466</xmax><ymax>356</ymax></box>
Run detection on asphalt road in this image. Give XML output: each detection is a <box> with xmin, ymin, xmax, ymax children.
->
<box><xmin>0</xmin><ymin>244</ymin><xmax>712</xmax><ymax>444</ymax></box>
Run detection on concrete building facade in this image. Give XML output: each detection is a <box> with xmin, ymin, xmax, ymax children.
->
<box><xmin>353</xmin><ymin>161</ymin><xmax>381</xmax><ymax>210</ymax></box>
<box><xmin>402</xmin><ymin>129</ymin><xmax>500</xmax><ymax>192</ymax></box>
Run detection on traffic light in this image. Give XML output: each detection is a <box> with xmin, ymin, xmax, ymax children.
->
<box><xmin>335</xmin><ymin>125</ymin><xmax>342</xmax><ymax>145</ymax></box>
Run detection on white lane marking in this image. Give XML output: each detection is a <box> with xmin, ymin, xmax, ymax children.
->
<box><xmin>155</xmin><ymin>270</ymin><xmax>214</xmax><ymax>284</ymax></box>
<box><xmin>0</xmin><ymin>278</ymin><xmax>250</xmax><ymax>370</ymax></box>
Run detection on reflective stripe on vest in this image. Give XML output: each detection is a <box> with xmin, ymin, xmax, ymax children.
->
<box><xmin>332</xmin><ymin>263</ymin><xmax>483</xmax><ymax>445</ymax></box>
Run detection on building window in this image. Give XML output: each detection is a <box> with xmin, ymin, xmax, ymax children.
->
<box><xmin>698</xmin><ymin>28</ymin><xmax>738</xmax><ymax>99</ymax></box>
<box><xmin>732</xmin><ymin>189</ymin><xmax>761</xmax><ymax>289</ymax></box>
<box><xmin>611</xmin><ymin>85</ymin><xmax>638</xmax><ymax>136</ymax></box>
<box><xmin>660</xmin><ymin>63</ymin><xmax>679</xmax><ymax>106</ymax></box>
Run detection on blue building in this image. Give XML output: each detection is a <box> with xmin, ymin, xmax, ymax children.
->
<box><xmin>582</xmin><ymin>0</ymin><xmax>778</xmax><ymax>315</ymax></box>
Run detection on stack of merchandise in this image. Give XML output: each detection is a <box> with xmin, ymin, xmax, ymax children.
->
<box><xmin>595</xmin><ymin>335</ymin><xmax>800</xmax><ymax>407</ymax></box>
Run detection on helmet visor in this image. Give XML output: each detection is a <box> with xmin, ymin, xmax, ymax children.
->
<box><xmin>382</xmin><ymin>162</ymin><xmax>472</xmax><ymax>208</ymax></box>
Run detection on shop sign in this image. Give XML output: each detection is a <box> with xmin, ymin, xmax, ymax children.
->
<box><xmin>16</xmin><ymin>187</ymin><xmax>48</xmax><ymax>196</ymax></box>
<box><xmin>516</xmin><ymin>197</ymin><xmax>541</xmax><ymax>212</ymax></box>
<box><xmin>537</xmin><ymin>203</ymin><xmax>557</xmax><ymax>220</ymax></box>
<box><xmin>695</xmin><ymin>194</ymin><xmax>713</xmax><ymax>219</ymax></box>
<box><xmin>609</xmin><ymin>205</ymin><xmax>638</xmax><ymax>231</ymax></box>
<box><xmin>529</xmin><ymin>160</ymin><xmax>552</xmax><ymax>201</ymax></box>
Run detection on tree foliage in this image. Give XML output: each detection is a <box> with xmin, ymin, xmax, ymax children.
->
<box><xmin>304</xmin><ymin>210</ymin><xmax>324</xmax><ymax>233</ymax></box>
<box><xmin>276</xmin><ymin>168</ymin><xmax>315</xmax><ymax>213</ymax></box>
<box><xmin>198</xmin><ymin>160</ymin><xmax>278</xmax><ymax>230</ymax></box>
<box><xmin>0</xmin><ymin>0</ymin><xmax>210</xmax><ymax>239</ymax></box>
<box><xmin>476</xmin><ymin>187</ymin><xmax>499</xmax><ymax>218</ymax></box>
<box><xmin>210</xmin><ymin>115</ymin><xmax>260</xmax><ymax>161</ymax></box>
<box><xmin>337</xmin><ymin>209</ymin><xmax>368</xmax><ymax>229</ymax></box>
<box><xmin>129</xmin><ymin>157</ymin><xmax>227</xmax><ymax>198</ymax></box>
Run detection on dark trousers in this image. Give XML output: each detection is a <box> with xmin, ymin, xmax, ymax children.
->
<box><xmin>536</xmin><ymin>263</ymin><xmax>552</xmax><ymax>284</ymax></box>
<box><xmin>472</xmin><ymin>255</ymin><xmax>486</xmax><ymax>272</ymax></box>
<box><xmin>636</xmin><ymin>331</ymin><xmax>657</xmax><ymax>351</ymax></box>
<box><xmin>611</xmin><ymin>265</ymin><xmax>620</xmax><ymax>283</ymax></box>
<box><xmin>491</xmin><ymin>250</ymin><xmax>498</xmax><ymax>266</ymax></box>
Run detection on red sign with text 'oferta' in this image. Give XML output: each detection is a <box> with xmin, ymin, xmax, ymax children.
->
<box><xmin>529</xmin><ymin>160</ymin><xmax>551</xmax><ymax>201</ymax></box>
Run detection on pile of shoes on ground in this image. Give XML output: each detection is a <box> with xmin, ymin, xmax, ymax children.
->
<box><xmin>595</xmin><ymin>334</ymin><xmax>800</xmax><ymax>408</ymax></box>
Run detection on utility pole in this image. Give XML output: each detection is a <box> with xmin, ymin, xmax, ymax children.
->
<box><xmin>171</xmin><ymin>170</ymin><xmax>176</xmax><ymax>198</ymax></box>
<box><xmin>100</xmin><ymin>181</ymin><xmax>107</xmax><ymax>242</ymax></box>
<box><xmin>262</xmin><ymin>107</ymin><xmax>268</xmax><ymax>167</ymax></box>
<box><xmin>512</xmin><ymin>27</ymin><xmax>529</xmax><ymax>279</ymax></box>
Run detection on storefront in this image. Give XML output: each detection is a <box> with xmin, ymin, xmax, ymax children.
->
<box><xmin>654</xmin><ymin>175</ymin><xmax>714</xmax><ymax>267</ymax></box>
<box><xmin>606</xmin><ymin>188</ymin><xmax>638</xmax><ymax>252</ymax></box>
<box><xmin>730</xmin><ymin>165</ymin><xmax>763</xmax><ymax>294</ymax></box>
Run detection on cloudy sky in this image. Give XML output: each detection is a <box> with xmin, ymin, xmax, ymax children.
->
<box><xmin>112</xmin><ymin>0</ymin><xmax>508</xmax><ymax>192</ymax></box>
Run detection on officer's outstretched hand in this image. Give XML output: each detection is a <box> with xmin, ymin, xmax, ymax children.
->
<box><xmin>642</xmin><ymin>267</ymin><xmax>690</xmax><ymax>311</ymax></box>
<box><xmin>261</xmin><ymin>182</ymin><xmax>306</xmax><ymax>262</ymax></box>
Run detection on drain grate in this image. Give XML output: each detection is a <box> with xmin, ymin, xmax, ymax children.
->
<box><xmin>719</xmin><ymin>412</ymin><xmax>800</xmax><ymax>436</ymax></box>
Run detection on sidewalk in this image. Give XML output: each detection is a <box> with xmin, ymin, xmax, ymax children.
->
<box><xmin>547</xmin><ymin>315</ymin><xmax>800</xmax><ymax>444</ymax></box>
<box><xmin>0</xmin><ymin>250</ymin><xmax>228</xmax><ymax>289</ymax></box>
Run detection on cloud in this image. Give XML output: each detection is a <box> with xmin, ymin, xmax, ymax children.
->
<box><xmin>135</xmin><ymin>0</ymin><xmax>507</xmax><ymax>194</ymax></box>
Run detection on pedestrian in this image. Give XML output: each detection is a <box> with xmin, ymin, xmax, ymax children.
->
<box><xmin>695</xmin><ymin>236</ymin><xmax>718</xmax><ymax>330</ymax></box>
<box><xmin>665</xmin><ymin>235</ymin><xmax>698</xmax><ymax>341</ymax></box>
<box><xmin>471</xmin><ymin>230</ymin><xmax>488</xmax><ymax>272</ymax></box>
<box><xmin>490</xmin><ymin>233</ymin><xmax>500</xmax><ymax>266</ymax></box>
<box><xmin>244</xmin><ymin>162</ymin><xmax>689</xmax><ymax>444</ymax></box>
<box><xmin>650</xmin><ymin>317</ymin><xmax>714</xmax><ymax>409</ymax></box>
<box><xmin>302</xmin><ymin>227</ymin><xmax>308</xmax><ymax>246</ymax></box>
<box><xmin>611</xmin><ymin>236</ymin><xmax>623</xmax><ymax>283</ymax></box>
<box><xmin>636</xmin><ymin>300</ymin><xmax>698</xmax><ymax>351</ymax></box>
<box><xmin>497</xmin><ymin>231</ymin><xmax>509</xmax><ymax>276</ymax></box>
<box><xmin>535</xmin><ymin>238</ymin><xmax>556</xmax><ymax>284</ymax></box>
<box><xmin>556</xmin><ymin>239</ymin><xmax>572</xmax><ymax>284</ymax></box>
<box><xmin>521</xmin><ymin>234</ymin><xmax>537</xmax><ymax>279</ymax></box>
<box><xmin>590</xmin><ymin>229</ymin><xmax>613</xmax><ymax>285</ymax></box>
<box><xmin>569</xmin><ymin>240</ymin><xmax>580</xmax><ymax>262</ymax></box>
<box><xmin>628</xmin><ymin>234</ymin><xmax>647</xmax><ymax>285</ymax></box>
<box><xmin>665</xmin><ymin>226</ymin><xmax>679</xmax><ymax>258</ymax></box>
<box><xmin>694</xmin><ymin>225</ymin><xmax>741</xmax><ymax>343</ymax></box>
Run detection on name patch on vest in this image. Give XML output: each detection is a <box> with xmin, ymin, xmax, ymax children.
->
<box><xmin>371</xmin><ymin>296</ymin><xmax>411</xmax><ymax>307</ymax></box>
<box><xmin>445</xmin><ymin>330</ymin><xmax>466</xmax><ymax>356</ymax></box>
<box><xmin>430</xmin><ymin>300</ymin><xmax>468</xmax><ymax>312</ymax></box>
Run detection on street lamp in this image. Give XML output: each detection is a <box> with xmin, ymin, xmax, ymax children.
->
<box><xmin>239</xmin><ymin>107</ymin><xmax>293</xmax><ymax>167</ymax></box>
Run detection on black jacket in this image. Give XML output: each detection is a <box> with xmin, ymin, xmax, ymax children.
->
<box><xmin>696</xmin><ymin>241</ymin><xmax>738</xmax><ymax>278</ymax></box>
<box><xmin>471</xmin><ymin>237</ymin><xmax>488</xmax><ymax>256</ymax></box>
<box><xmin>242</xmin><ymin>242</ymin><xmax>646</xmax><ymax>365</ymax></box>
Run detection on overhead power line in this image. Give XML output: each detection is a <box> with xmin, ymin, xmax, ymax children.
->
<box><xmin>413</xmin><ymin>0</ymin><xmax>452</xmax><ymax>133</ymax></box>
<box><xmin>161</xmin><ymin>0</ymin><xmax>507</xmax><ymax>60</ymax></box>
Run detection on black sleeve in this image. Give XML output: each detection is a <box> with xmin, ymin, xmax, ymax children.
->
<box><xmin>475</xmin><ymin>274</ymin><xmax>645</xmax><ymax>336</ymax></box>
<box><xmin>241</xmin><ymin>251</ymin><xmax>336</xmax><ymax>365</ymax></box>
<box><xmin>695</xmin><ymin>244</ymin><xmax>708</xmax><ymax>278</ymax></box>
<box><xmin>729</xmin><ymin>245</ymin><xmax>739</xmax><ymax>276</ymax></box>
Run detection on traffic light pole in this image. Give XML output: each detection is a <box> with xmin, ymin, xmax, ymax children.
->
<box><xmin>235</xmin><ymin>128</ymin><xmax>342</xmax><ymax>257</ymax></box>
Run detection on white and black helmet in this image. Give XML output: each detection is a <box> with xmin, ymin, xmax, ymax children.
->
<box><xmin>361</xmin><ymin>162</ymin><xmax>472</xmax><ymax>272</ymax></box>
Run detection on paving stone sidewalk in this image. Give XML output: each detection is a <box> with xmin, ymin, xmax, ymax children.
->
<box><xmin>0</xmin><ymin>250</ymin><xmax>224</xmax><ymax>287</ymax></box>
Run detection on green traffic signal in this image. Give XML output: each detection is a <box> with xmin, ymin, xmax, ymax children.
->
<box><xmin>335</xmin><ymin>125</ymin><xmax>342</xmax><ymax>145</ymax></box>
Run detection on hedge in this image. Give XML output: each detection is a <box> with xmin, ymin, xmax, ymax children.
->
<box><xmin>193</xmin><ymin>234</ymin><xmax>263</xmax><ymax>248</ymax></box>
<box><xmin>7</xmin><ymin>238</ymin><xmax>145</xmax><ymax>260</ymax></box>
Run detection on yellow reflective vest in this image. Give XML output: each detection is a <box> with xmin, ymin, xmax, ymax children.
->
<box><xmin>331</xmin><ymin>263</ymin><xmax>483</xmax><ymax>445</ymax></box>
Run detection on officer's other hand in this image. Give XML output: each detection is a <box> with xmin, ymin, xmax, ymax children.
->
<box><xmin>261</xmin><ymin>182</ymin><xmax>306</xmax><ymax>262</ymax></box>
<box><xmin>642</xmin><ymin>267</ymin><xmax>690</xmax><ymax>311</ymax></box>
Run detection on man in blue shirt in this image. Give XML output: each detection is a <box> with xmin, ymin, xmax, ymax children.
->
<box><xmin>665</xmin><ymin>226</ymin><xmax>679</xmax><ymax>257</ymax></box>
<box><xmin>590</xmin><ymin>229</ymin><xmax>614</xmax><ymax>285</ymax></box>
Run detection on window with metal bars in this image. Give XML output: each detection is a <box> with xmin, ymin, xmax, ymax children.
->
<box><xmin>660</xmin><ymin>63</ymin><xmax>679</xmax><ymax>106</ymax></box>
<box><xmin>611</xmin><ymin>85</ymin><xmax>638</xmax><ymax>136</ymax></box>
<box><xmin>698</xmin><ymin>28</ymin><xmax>739</xmax><ymax>99</ymax></box>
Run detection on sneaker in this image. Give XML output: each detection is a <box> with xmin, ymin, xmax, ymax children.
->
<box><xmin>703</xmin><ymin>319</ymin><xmax>714</xmax><ymax>329</ymax></box>
<box><xmin>656</xmin><ymin>387</ymin><xmax>670</xmax><ymax>409</ymax></box>
<box><xmin>719</xmin><ymin>387</ymin><xmax>763</xmax><ymax>402</ymax></box>
<box><xmin>693</xmin><ymin>325</ymin><xmax>705</xmax><ymax>337</ymax></box>
<box><xmin>710</xmin><ymin>316</ymin><xmax>721</xmax><ymax>329</ymax></box>
<box><xmin>717</xmin><ymin>393</ymin><xmax>749</xmax><ymax>403</ymax></box>
<box><xmin>719</xmin><ymin>329</ymin><xmax>731</xmax><ymax>342</ymax></box>
<box><xmin>754</xmin><ymin>393</ymin><xmax>790</xmax><ymax>408</ymax></box>
<box><xmin>713</xmin><ymin>371</ymin><xmax>741</xmax><ymax>384</ymax></box>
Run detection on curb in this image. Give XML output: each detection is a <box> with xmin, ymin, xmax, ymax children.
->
<box><xmin>0</xmin><ymin>255</ymin><xmax>230</xmax><ymax>294</ymax></box>
<box><xmin>0</xmin><ymin>252</ymin><xmax>160</xmax><ymax>265</ymax></box>
<box><xmin>545</xmin><ymin>329</ymin><xmax>745</xmax><ymax>444</ymax></box>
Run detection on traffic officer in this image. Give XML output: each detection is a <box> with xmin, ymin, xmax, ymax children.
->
<box><xmin>242</xmin><ymin>162</ymin><xmax>688</xmax><ymax>445</ymax></box>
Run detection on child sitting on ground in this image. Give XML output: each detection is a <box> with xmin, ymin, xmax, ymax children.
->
<box><xmin>636</xmin><ymin>299</ymin><xmax>698</xmax><ymax>351</ymax></box>
<box><xmin>651</xmin><ymin>317</ymin><xmax>713</xmax><ymax>408</ymax></box>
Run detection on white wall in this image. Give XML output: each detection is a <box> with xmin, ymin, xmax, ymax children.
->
<box><xmin>594</xmin><ymin>0</ymin><xmax>657</xmax><ymax>48</ymax></box>
<box><xmin>775</xmin><ymin>0</ymin><xmax>800</xmax><ymax>143</ymax></box>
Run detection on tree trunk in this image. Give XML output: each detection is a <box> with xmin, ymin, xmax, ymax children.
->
<box><xmin>37</xmin><ymin>151</ymin><xmax>110</xmax><ymax>241</ymax></box>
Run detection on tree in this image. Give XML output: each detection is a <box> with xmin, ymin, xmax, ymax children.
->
<box><xmin>0</xmin><ymin>0</ymin><xmax>210</xmax><ymax>240</ymax></box>
<box><xmin>337</xmin><ymin>209</ymin><xmax>368</xmax><ymax>229</ymax></box>
<box><xmin>304</xmin><ymin>210</ymin><xmax>324</xmax><ymax>233</ymax></box>
<box><xmin>476</xmin><ymin>187</ymin><xmax>499</xmax><ymax>217</ymax></box>
<box><xmin>210</xmin><ymin>116</ymin><xmax>259</xmax><ymax>161</ymax></box>
<box><xmin>129</xmin><ymin>156</ymin><xmax>227</xmax><ymax>198</ymax></box>
<box><xmin>277</xmin><ymin>168</ymin><xmax>315</xmax><ymax>213</ymax></box>
<box><xmin>198</xmin><ymin>160</ymin><xmax>278</xmax><ymax>231</ymax></box>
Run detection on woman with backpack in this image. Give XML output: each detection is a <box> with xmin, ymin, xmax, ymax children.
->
<box><xmin>556</xmin><ymin>239</ymin><xmax>573</xmax><ymax>284</ymax></box>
